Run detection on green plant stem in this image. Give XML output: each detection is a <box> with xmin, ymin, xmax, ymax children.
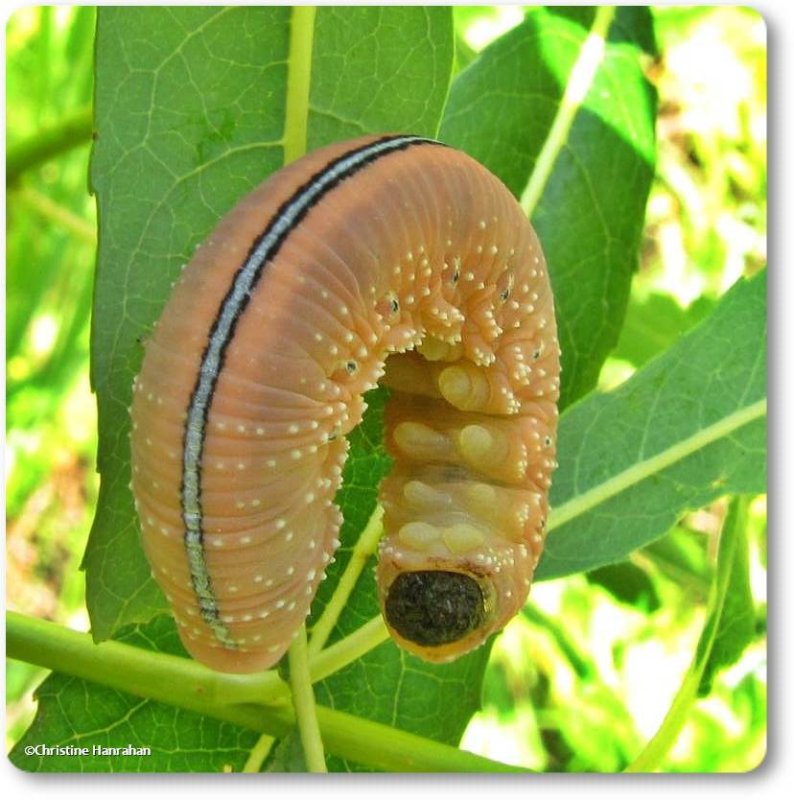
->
<box><xmin>308</xmin><ymin>504</ymin><xmax>384</xmax><ymax>654</ymax></box>
<box><xmin>6</xmin><ymin>610</ymin><xmax>288</xmax><ymax>709</ymax></box>
<box><xmin>288</xmin><ymin>625</ymin><xmax>328</xmax><ymax>772</ymax></box>
<box><xmin>13</xmin><ymin>184</ymin><xmax>96</xmax><ymax>245</ymax></box>
<box><xmin>7</xmin><ymin>105</ymin><xmax>94</xmax><ymax>183</ymax></box>
<box><xmin>315</xmin><ymin>706</ymin><xmax>527</xmax><ymax>772</ymax></box>
<box><xmin>7</xmin><ymin>611</ymin><xmax>524</xmax><ymax>772</ymax></box>
<box><xmin>310</xmin><ymin>616</ymin><xmax>390</xmax><ymax>683</ymax></box>
<box><xmin>624</xmin><ymin>497</ymin><xmax>748</xmax><ymax>772</ymax></box>
<box><xmin>520</xmin><ymin>5</ymin><xmax>616</xmax><ymax>219</ymax></box>
<box><xmin>242</xmin><ymin>734</ymin><xmax>276</xmax><ymax>773</ymax></box>
<box><xmin>283</xmin><ymin>5</ymin><xmax>316</xmax><ymax>164</ymax></box>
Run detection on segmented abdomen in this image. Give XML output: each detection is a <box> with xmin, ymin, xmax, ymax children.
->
<box><xmin>130</xmin><ymin>135</ymin><xmax>560</xmax><ymax>673</ymax></box>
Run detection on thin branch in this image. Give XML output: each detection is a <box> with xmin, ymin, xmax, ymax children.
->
<box><xmin>282</xmin><ymin>5</ymin><xmax>316</xmax><ymax>164</ymax></box>
<box><xmin>288</xmin><ymin>625</ymin><xmax>328</xmax><ymax>772</ymax></box>
<box><xmin>242</xmin><ymin>734</ymin><xmax>276</xmax><ymax>773</ymax></box>
<box><xmin>7</xmin><ymin>106</ymin><xmax>94</xmax><ymax>183</ymax></box>
<box><xmin>6</xmin><ymin>610</ymin><xmax>288</xmax><ymax>709</ymax></box>
<box><xmin>12</xmin><ymin>184</ymin><xmax>96</xmax><ymax>245</ymax></box>
<box><xmin>309</xmin><ymin>504</ymin><xmax>384</xmax><ymax>654</ymax></box>
<box><xmin>310</xmin><ymin>615</ymin><xmax>390</xmax><ymax>684</ymax></box>
<box><xmin>7</xmin><ymin>611</ymin><xmax>525</xmax><ymax>772</ymax></box>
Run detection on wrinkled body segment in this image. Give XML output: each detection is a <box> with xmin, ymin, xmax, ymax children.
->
<box><xmin>130</xmin><ymin>135</ymin><xmax>560</xmax><ymax>673</ymax></box>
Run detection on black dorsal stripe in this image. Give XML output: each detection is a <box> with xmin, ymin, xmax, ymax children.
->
<box><xmin>179</xmin><ymin>134</ymin><xmax>443</xmax><ymax>640</ymax></box>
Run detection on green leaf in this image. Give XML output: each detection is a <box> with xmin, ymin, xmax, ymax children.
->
<box><xmin>86</xmin><ymin>4</ymin><xmax>453</xmax><ymax>640</ymax></box>
<box><xmin>264</xmin><ymin>731</ymin><xmax>307</xmax><ymax>773</ymax></box>
<box><xmin>587</xmin><ymin>563</ymin><xmax>660</xmax><ymax>611</ymax></box>
<box><xmin>612</xmin><ymin>292</ymin><xmax>718</xmax><ymax>368</ymax></box>
<box><xmin>9</xmin><ymin>618</ymin><xmax>260</xmax><ymax>773</ymax></box>
<box><xmin>440</xmin><ymin>6</ymin><xmax>658</xmax><ymax>408</ymax></box>
<box><xmin>699</xmin><ymin>499</ymin><xmax>757</xmax><ymax>695</ymax></box>
<box><xmin>642</xmin><ymin>525</ymin><xmax>711</xmax><ymax>598</ymax></box>
<box><xmin>308</xmin><ymin>6</ymin><xmax>454</xmax><ymax>146</ymax></box>
<box><xmin>539</xmin><ymin>270</ymin><xmax>767</xmax><ymax>581</ymax></box>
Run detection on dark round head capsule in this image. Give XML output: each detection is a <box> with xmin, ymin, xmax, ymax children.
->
<box><xmin>384</xmin><ymin>570</ymin><xmax>486</xmax><ymax>647</ymax></box>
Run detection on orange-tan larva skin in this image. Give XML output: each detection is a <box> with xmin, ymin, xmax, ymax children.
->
<box><xmin>130</xmin><ymin>135</ymin><xmax>560</xmax><ymax>673</ymax></box>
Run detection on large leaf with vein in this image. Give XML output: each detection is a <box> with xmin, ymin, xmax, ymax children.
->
<box><xmin>539</xmin><ymin>269</ymin><xmax>767</xmax><ymax>580</ymax></box>
<box><xmin>309</xmin><ymin>6</ymin><xmax>453</xmax><ymax>145</ymax></box>
<box><xmin>440</xmin><ymin>6</ymin><xmax>657</xmax><ymax>408</ymax></box>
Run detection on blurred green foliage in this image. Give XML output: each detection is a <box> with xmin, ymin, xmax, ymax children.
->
<box><xmin>6</xmin><ymin>6</ymin><xmax>97</xmax><ymax>746</ymax></box>
<box><xmin>5</xmin><ymin>5</ymin><xmax>766</xmax><ymax>772</ymax></box>
<box><xmin>648</xmin><ymin>7</ymin><xmax>766</xmax><ymax>300</ymax></box>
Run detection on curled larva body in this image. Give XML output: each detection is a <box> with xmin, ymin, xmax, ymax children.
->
<box><xmin>130</xmin><ymin>134</ymin><xmax>560</xmax><ymax>673</ymax></box>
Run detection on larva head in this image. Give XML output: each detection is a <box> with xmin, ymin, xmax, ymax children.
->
<box><xmin>384</xmin><ymin>570</ymin><xmax>489</xmax><ymax>648</ymax></box>
<box><xmin>377</xmin><ymin>552</ymin><xmax>512</xmax><ymax>662</ymax></box>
